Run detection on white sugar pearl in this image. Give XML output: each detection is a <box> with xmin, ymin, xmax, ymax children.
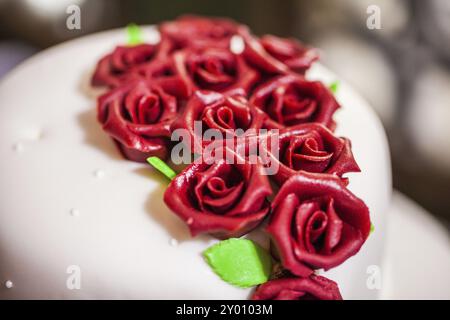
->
<box><xmin>93</xmin><ymin>169</ymin><xmax>105</xmax><ymax>178</ymax></box>
<box><xmin>169</xmin><ymin>238</ymin><xmax>178</xmax><ymax>247</ymax></box>
<box><xmin>5</xmin><ymin>280</ymin><xmax>13</xmax><ymax>289</ymax></box>
<box><xmin>70</xmin><ymin>208</ymin><xmax>80</xmax><ymax>217</ymax></box>
<box><xmin>29</xmin><ymin>129</ymin><xmax>44</xmax><ymax>141</ymax></box>
<box><xmin>12</xmin><ymin>142</ymin><xmax>24</xmax><ymax>152</ymax></box>
<box><xmin>230</xmin><ymin>35</ymin><xmax>245</xmax><ymax>54</ymax></box>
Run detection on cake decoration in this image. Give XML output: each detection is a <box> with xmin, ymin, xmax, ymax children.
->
<box><xmin>159</xmin><ymin>15</ymin><xmax>245</xmax><ymax>52</ymax></box>
<box><xmin>203</xmin><ymin>238</ymin><xmax>272</xmax><ymax>288</ymax></box>
<box><xmin>130</xmin><ymin>55</ymin><xmax>193</xmax><ymax>100</ymax></box>
<box><xmin>170</xmin><ymin>91</ymin><xmax>266</xmax><ymax>152</ymax></box>
<box><xmin>93</xmin><ymin>169</ymin><xmax>105</xmax><ymax>179</ymax></box>
<box><xmin>4</xmin><ymin>281</ymin><xmax>13</xmax><ymax>289</ymax></box>
<box><xmin>169</xmin><ymin>238</ymin><xmax>179</xmax><ymax>247</ymax></box>
<box><xmin>126</xmin><ymin>23</ymin><xmax>144</xmax><ymax>45</ymax></box>
<box><xmin>146</xmin><ymin>156</ymin><xmax>177</xmax><ymax>180</ymax></box>
<box><xmin>12</xmin><ymin>142</ymin><xmax>24</xmax><ymax>152</ymax></box>
<box><xmin>266</xmin><ymin>172</ymin><xmax>371</xmax><ymax>277</ymax></box>
<box><xmin>97</xmin><ymin>79</ymin><xmax>178</xmax><ymax>162</ymax></box>
<box><xmin>252</xmin><ymin>274</ymin><xmax>342</xmax><ymax>300</ymax></box>
<box><xmin>175</xmin><ymin>47</ymin><xmax>259</xmax><ymax>96</ymax></box>
<box><xmin>163</xmin><ymin>147</ymin><xmax>272</xmax><ymax>239</ymax></box>
<box><xmin>250</xmin><ymin>75</ymin><xmax>340</xmax><ymax>130</ymax></box>
<box><xmin>329</xmin><ymin>80</ymin><xmax>340</xmax><ymax>94</ymax></box>
<box><xmin>259</xmin><ymin>123</ymin><xmax>360</xmax><ymax>186</ymax></box>
<box><xmin>240</xmin><ymin>32</ymin><xmax>319</xmax><ymax>75</ymax></box>
<box><xmin>69</xmin><ymin>208</ymin><xmax>80</xmax><ymax>217</ymax></box>
<box><xmin>91</xmin><ymin>43</ymin><xmax>162</xmax><ymax>88</ymax></box>
<box><xmin>86</xmin><ymin>15</ymin><xmax>376</xmax><ymax>300</ymax></box>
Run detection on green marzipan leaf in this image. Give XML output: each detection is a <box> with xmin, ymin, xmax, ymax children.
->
<box><xmin>329</xmin><ymin>81</ymin><xmax>340</xmax><ymax>94</ymax></box>
<box><xmin>126</xmin><ymin>23</ymin><xmax>143</xmax><ymax>45</ymax></box>
<box><xmin>146</xmin><ymin>157</ymin><xmax>177</xmax><ymax>180</ymax></box>
<box><xmin>203</xmin><ymin>238</ymin><xmax>272</xmax><ymax>288</ymax></box>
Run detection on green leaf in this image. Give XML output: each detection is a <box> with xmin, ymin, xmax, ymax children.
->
<box><xmin>146</xmin><ymin>157</ymin><xmax>177</xmax><ymax>180</ymax></box>
<box><xmin>126</xmin><ymin>23</ymin><xmax>143</xmax><ymax>45</ymax></box>
<box><xmin>203</xmin><ymin>238</ymin><xmax>272</xmax><ymax>288</ymax></box>
<box><xmin>329</xmin><ymin>80</ymin><xmax>340</xmax><ymax>94</ymax></box>
<box><xmin>370</xmin><ymin>223</ymin><xmax>375</xmax><ymax>234</ymax></box>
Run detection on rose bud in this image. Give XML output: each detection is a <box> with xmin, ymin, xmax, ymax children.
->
<box><xmin>250</xmin><ymin>75</ymin><xmax>340</xmax><ymax>130</ymax></box>
<box><xmin>163</xmin><ymin>147</ymin><xmax>272</xmax><ymax>239</ymax></box>
<box><xmin>267</xmin><ymin>172</ymin><xmax>371</xmax><ymax>277</ymax></box>
<box><xmin>252</xmin><ymin>274</ymin><xmax>342</xmax><ymax>300</ymax></box>
<box><xmin>260</xmin><ymin>123</ymin><xmax>360</xmax><ymax>185</ymax></box>
<box><xmin>97</xmin><ymin>79</ymin><xmax>177</xmax><ymax>162</ymax></box>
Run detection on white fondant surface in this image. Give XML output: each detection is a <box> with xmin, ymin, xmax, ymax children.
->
<box><xmin>0</xmin><ymin>27</ymin><xmax>391</xmax><ymax>299</ymax></box>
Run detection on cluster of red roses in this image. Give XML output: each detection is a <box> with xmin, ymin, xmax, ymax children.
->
<box><xmin>92</xmin><ymin>16</ymin><xmax>371</xmax><ymax>300</ymax></box>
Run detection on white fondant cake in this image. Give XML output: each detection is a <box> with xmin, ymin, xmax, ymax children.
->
<box><xmin>0</xmin><ymin>27</ymin><xmax>391</xmax><ymax>299</ymax></box>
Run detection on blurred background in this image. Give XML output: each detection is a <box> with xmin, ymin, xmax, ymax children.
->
<box><xmin>0</xmin><ymin>0</ymin><xmax>449</xmax><ymax>230</ymax></box>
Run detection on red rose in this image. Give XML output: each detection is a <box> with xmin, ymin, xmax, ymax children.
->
<box><xmin>242</xmin><ymin>33</ymin><xmax>318</xmax><ymax>74</ymax></box>
<box><xmin>174</xmin><ymin>47</ymin><xmax>259</xmax><ymax>96</ymax></box>
<box><xmin>250</xmin><ymin>75</ymin><xmax>340</xmax><ymax>130</ymax></box>
<box><xmin>159</xmin><ymin>15</ymin><xmax>243</xmax><ymax>51</ymax></box>
<box><xmin>267</xmin><ymin>172</ymin><xmax>371</xmax><ymax>277</ymax></box>
<box><xmin>91</xmin><ymin>44</ymin><xmax>159</xmax><ymax>88</ymax></box>
<box><xmin>131</xmin><ymin>55</ymin><xmax>192</xmax><ymax>100</ymax></box>
<box><xmin>97</xmin><ymin>79</ymin><xmax>177</xmax><ymax>162</ymax></box>
<box><xmin>260</xmin><ymin>123</ymin><xmax>360</xmax><ymax>185</ymax></box>
<box><xmin>163</xmin><ymin>147</ymin><xmax>272</xmax><ymax>239</ymax></box>
<box><xmin>171</xmin><ymin>90</ymin><xmax>265</xmax><ymax>152</ymax></box>
<box><xmin>252</xmin><ymin>275</ymin><xmax>342</xmax><ymax>300</ymax></box>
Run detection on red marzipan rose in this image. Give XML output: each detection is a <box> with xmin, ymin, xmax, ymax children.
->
<box><xmin>163</xmin><ymin>147</ymin><xmax>272</xmax><ymax>239</ymax></box>
<box><xmin>97</xmin><ymin>79</ymin><xmax>177</xmax><ymax>162</ymax></box>
<box><xmin>174</xmin><ymin>47</ymin><xmax>259</xmax><ymax>97</ymax></box>
<box><xmin>241</xmin><ymin>33</ymin><xmax>318</xmax><ymax>74</ymax></box>
<box><xmin>171</xmin><ymin>90</ymin><xmax>266</xmax><ymax>152</ymax></box>
<box><xmin>131</xmin><ymin>55</ymin><xmax>192</xmax><ymax>100</ymax></box>
<box><xmin>267</xmin><ymin>172</ymin><xmax>371</xmax><ymax>277</ymax></box>
<box><xmin>159</xmin><ymin>15</ymin><xmax>244</xmax><ymax>51</ymax></box>
<box><xmin>260</xmin><ymin>123</ymin><xmax>360</xmax><ymax>185</ymax></box>
<box><xmin>91</xmin><ymin>44</ymin><xmax>160</xmax><ymax>88</ymax></box>
<box><xmin>252</xmin><ymin>274</ymin><xmax>342</xmax><ymax>300</ymax></box>
<box><xmin>250</xmin><ymin>75</ymin><xmax>340</xmax><ymax>130</ymax></box>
